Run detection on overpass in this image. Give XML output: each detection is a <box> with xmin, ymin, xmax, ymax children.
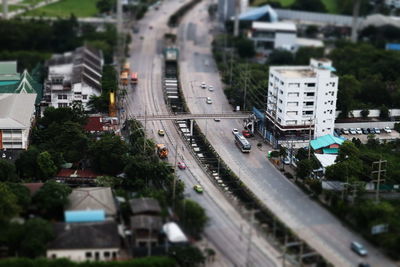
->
<box><xmin>132</xmin><ymin>112</ymin><xmax>252</xmax><ymax>121</ymax></box>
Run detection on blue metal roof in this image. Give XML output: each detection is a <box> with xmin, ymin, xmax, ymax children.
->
<box><xmin>65</xmin><ymin>210</ymin><xmax>105</xmax><ymax>223</ymax></box>
<box><xmin>310</xmin><ymin>134</ymin><xmax>345</xmax><ymax>150</ymax></box>
<box><xmin>386</xmin><ymin>43</ymin><xmax>400</xmax><ymax>51</ymax></box>
<box><xmin>239</xmin><ymin>5</ymin><xmax>278</xmax><ymax>22</ymax></box>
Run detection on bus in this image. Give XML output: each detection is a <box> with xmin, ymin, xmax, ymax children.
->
<box><xmin>130</xmin><ymin>72</ymin><xmax>138</xmax><ymax>85</ymax></box>
<box><xmin>234</xmin><ymin>133</ymin><xmax>251</xmax><ymax>153</ymax></box>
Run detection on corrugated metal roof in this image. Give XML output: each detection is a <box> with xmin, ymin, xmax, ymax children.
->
<box><xmin>65</xmin><ymin>210</ymin><xmax>105</xmax><ymax>223</ymax></box>
<box><xmin>239</xmin><ymin>5</ymin><xmax>278</xmax><ymax>22</ymax></box>
<box><xmin>0</xmin><ymin>94</ymin><xmax>36</xmax><ymax>129</ymax></box>
<box><xmin>310</xmin><ymin>134</ymin><xmax>345</xmax><ymax>150</ymax></box>
<box><xmin>0</xmin><ymin>61</ymin><xmax>20</xmax><ymax>81</ymax></box>
<box><xmin>322</xmin><ymin>148</ymin><xmax>339</xmax><ymax>154</ymax></box>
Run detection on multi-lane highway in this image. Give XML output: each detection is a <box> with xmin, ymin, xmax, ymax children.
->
<box><xmin>177</xmin><ymin>1</ymin><xmax>397</xmax><ymax>267</ymax></box>
<box><xmin>123</xmin><ymin>0</ymin><xmax>282</xmax><ymax>266</ymax></box>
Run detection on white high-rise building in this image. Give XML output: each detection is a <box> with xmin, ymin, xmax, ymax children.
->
<box><xmin>265</xmin><ymin>59</ymin><xmax>338</xmax><ymax>145</ymax></box>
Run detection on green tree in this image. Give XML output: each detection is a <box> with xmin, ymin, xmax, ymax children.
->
<box><xmin>19</xmin><ymin>218</ymin><xmax>53</xmax><ymax>258</ymax></box>
<box><xmin>337</xmin><ymin>141</ymin><xmax>360</xmax><ymax>162</ymax></box>
<box><xmin>169</xmin><ymin>246</ymin><xmax>205</xmax><ymax>267</ymax></box>
<box><xmin>291</xmin><ymin>0</ymin><xmax>326</xmax><ymax>12</ymax></box>
<box><xmin>267</xmin><ymin>49</ymin><xmax>294</xmax><ymax>65</ymax></box>
<box><xmin>32</xmin><ymin>181</ymin><xmax>72</xmax><ymax>219</ymax></box>
<box><xmin>296</xmin><ymin>147</ymin><xmax>309</xmax><ymax>161</ymax></box>
<box><xmin>0</xmin><ymin>183</ymin><xmax>20</xmax><ymax>222</ymax></box>
<box><xmin>361</xmin><ymin>109</ymin><xmax>370</xmax><ymax>119</ymax></box>
<box><xmin>294</xmin><ymin>47</ymin><xmax>324</xmax><ymax>65</ymax></box>
<box><xmin>37</xmin><ymin>151</ymin><xmax>57</xmax><ymax>179</ymax></box>
<box><xmin>89</xmin><ymin>134</ymin><xmax>128</xmax><ymax>175</ymax></box>
<box><xmin>296</xmin><ymin>159</ymin><xmax>313</xmax><ymax>180</ymax></box>
<box><xmin>15</xmin><ymin>147</ymin><xmax>40</xmax><ymax>179</ymax></box>
<box><xmin>96</xmin><ymin>0</ymin><xmax>116</xmax><ymax>13</ymax></box>
<box><xmin>380</xmin><ymin>105</ymin><xmax>390</xmax><ymax>120</ymax></box>
<box><xmin>176</xmin><ymin>199</ymin><xmax>208</xmax><ymax>239</ymax></box>
<box><xmin>337</xmin><ymin>75</ymin><xmax>361</xmax><ymax>118</ymax></box>
<box><xmin>0</xmin><ymin>159</ymin><xmax>17</xmax><ymax>182</ymax></box>
<box><xmin>5</xmin><ymin>183</ymin><xmax>31</xmax><ymax>211</ymax></box>
<box><xmin>234</xmin><ymin>38</ymin><xmax>255</xmax><ymax>58</ymax></box>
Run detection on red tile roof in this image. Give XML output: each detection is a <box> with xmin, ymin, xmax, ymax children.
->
<box><xmin>56</xmin><ymin>169</ymin><xmax>100</xmax><ymax>178</ymax></box>
<box><xmin>84</xmin><ymin>116</ymin><xmax>104</xmax><ymax>132</ymax></box>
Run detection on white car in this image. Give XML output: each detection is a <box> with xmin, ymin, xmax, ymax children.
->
<box><xmin>206</xmin><ymin>97</ymin><xmax>212</xmax><ymax>104</ymax></box>
<box><xmin>208</xmin><ymin>85</ymin><xmax>214</xmax><ymax>91</ymax></box>
<box><xmin>356</xmin><ymin>128</ymin><xmax>362</xmax><ymax>134</ymax></box>
<box><xmin>349</xmin><ymin>128</ymin><xmax>357</xmax><ymax>135</ymax></box>
<box><xmin>232</xmin><ymin>128</ymin><xmax>239</xmax><ymax>135</ymax></box>
<box><xmin>200</xmin><ymin>82</ymin><xmax>207</xmax><ymax>89</ymax></box>
<box><xmin>384</xmin><ymin>127</ymin><xmax>392</xmax><ymax>133</ymax></box>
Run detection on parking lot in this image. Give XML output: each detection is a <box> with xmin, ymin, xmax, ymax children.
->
<box><xmin>337</xmin><ymin>128</ymin><xmax>400</xmax><ymax>143</ymax></box>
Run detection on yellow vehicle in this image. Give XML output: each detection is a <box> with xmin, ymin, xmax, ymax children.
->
<box><xmin>120</xmin><ymin>71</ymin><xmax>129</xmax><ymax>86</ymax></box>
<box><xmin>156</xmin><ymin>144</ymin><xmax>168</xmax><ymax>159</ymax></box>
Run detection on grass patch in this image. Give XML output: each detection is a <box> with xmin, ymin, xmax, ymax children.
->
<box><xmin>251</xmin><ymin>0</ymin><xmax>338</xmax><ymax>13</ymax></box>
<box><xmin>23</xmin><ymin>0</ymin><xmax>98</xmax><ymax>17</ymax></box>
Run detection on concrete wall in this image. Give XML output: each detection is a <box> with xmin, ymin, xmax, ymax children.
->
<box><xmin>335</xmin><ymin>109</ymin><xmax>400</xmax><ymax>118</ymax></box>
<box><xmin>335</xmin><ymin>121</ymin><xmax>397</xmax><ymax>129</ymax></box>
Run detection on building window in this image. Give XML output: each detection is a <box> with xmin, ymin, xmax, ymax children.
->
<box><xmin>104</xmin><ymin>251</ymin><xmax>110</xmax><ymax>258</ymax></box>
<box><xmin>58</xmin><ymin>94</ymin><xmax>62</xmax><ymax>100</ymax></box>
<box><xmin>86</xmin><ymin>252</ymin><xmax>92</xmax><ymax>258</ymax></box>
<box><xmin>304</xmin><ymin>101</ymin><xmax>314</xmax><ymax>106</ymax></box>
<box><xmin>289</xmin><ymin>83</ymin><xmax>300</xmax><ymax>88</ymax></box>
<box><xmin>278</xmin><ymin>118</ymin><xmax>281</xmax><ymax>123</ymax></box>
<box><xmin>302</xmin><ymin>111</ymin><xmax>313</xmax><ymax>115</ymax></box>
<box><xmin>305</xmin><ymin>92</ymin><xmax>315</xmax><ymax>97</ymax></box>
<box><xmin>112</xmin><ymin>252</ymin><xmax>117</xmax><ymax>259</ymax></box>
<box><xmin>287</xmin><ymin>120</ymin><xmax>296</xmax><ymax>125</ymax></box>
<box><xmin>278</xmin><ymin>108</ymin><xmax>282</xmax><ymax>113</ymax></box>
<box><xmin>287</xmin><ymin>111</ymin><xmax>298</xmax><ymax>116</ymax></box>
<box><xmin>287</xmin><ymin>101</ymin><xmax>298</xmax><ymax>107</ymax></box>
<box><xmin>280</xmin><ymin>90</ymin><xmax>283</xmax><ymax>95</ymax></box>
<box><xmin>306</xmin><ymin>83</ymin><xmax>315</xmax><ymax>87</ymax></box>
<box><xmin>58</xmin><ymin>103</ymin><xmax>68</xmax><ymax>108</ymax></box>
<box><xmin>83</xmin><ymin>95</ymin><xmax>88</xmax><ymax>100</ymax></box>
<box><xmin>95</xmin><ymin>252</ymin><xmax>100</xmax><ymax>261</ymax></box>
<box><xmin>279</xmin><ymin>99</ymin><xmax>283</xmax><ymax>104</ymax></box>
<box><xmin>288</xmin><ymin>92</ymin><xmax>299</xmax><ymax>97</ymax></box>
<box><xmin>51</xmin><ymin>254</ymin><xmax>57</xmax><ymax>259</ymax></box>
<box><xmin>281</xmin><ymin>81</ymin><xmax>284</xmax><ymax>85</ymax></box>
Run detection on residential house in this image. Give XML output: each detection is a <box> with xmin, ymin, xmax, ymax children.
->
<box><xmin>310</xmin><ymin>134</ymin><xmax>345</xmax><ymax>154</ymax></box>
<box><xmin>129</xmin><ymin>197</ymin><xmax>162</xmax><ymax>216</ymax></box>
<box><xmin>43</xmin><ymin>46</ymin><xmax>103</xmax><ymax>110</ymax></box>
<box><xmin>47</xmin><ymin>221</ymin><xmax>120</xmax><ymax>262</ymax></box>
<box><xmin>130</xmin><ymin>215</ymin><xmax>163</xmax><ymax>248</ymax></box>
<box><xmin>54</xmin><ymin>169</ymin><xmax>100</xmax><ymax>185</ymax></box>
<box><xmin>66</xmin><ymin>187</ymin><xmax>117</xmax><ymax>218</ymax></box>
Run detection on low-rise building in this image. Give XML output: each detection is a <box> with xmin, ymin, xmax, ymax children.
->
<box><xmin>310</xmin><ymin>134</ymin><xmax>345</xmax><ymax>154</ymax></box>
<box><xmin>47</xmin><ymin>221</ymin><xmax>120</xmax><ymax>262</ymax></box>
<box><xmin>66</xmin><ymin>187</ymin><xmax>117</xmax><ymax>218</ymax></box>
<box><xmin>129</xmin><ymin>197</ymin><xmax>162</xmax><ymax>216</ymax></box>
<box><xmin>130</xmin><ymin>215</ymin><xmax>163</xmax><ymax>248</ymax></box>
<box><xmin>43</xmin><ymin>46</ymin><xmax>103</xmax><ymax>110</ymax></box>
<box><xmin>0</xmin><ymin>93</ymin><xmax>36</xmax><ymax>149</ymax></box>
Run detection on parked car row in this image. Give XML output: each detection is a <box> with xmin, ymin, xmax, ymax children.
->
<box><xmin>338</xmin><ymin>127</ymin><xmax>392</xmax><ymax>135</ymax></box>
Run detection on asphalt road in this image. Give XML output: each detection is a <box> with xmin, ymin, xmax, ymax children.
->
<box><xmin>123</xmin><ymin>1</ymin><xmax>282</xmax><ymax>266</ymax></box>
<box><xmin>177</xmin><ymin>1</ymin><xmax>398</xmax><ymax>267</ymax></box>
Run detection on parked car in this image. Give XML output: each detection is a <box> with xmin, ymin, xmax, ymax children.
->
<box><xmin>208</xmin><ymin>85</ymin><xmax>214</xmax><ymax>91</ymax></box>
<box><xmin>356</xmin><ymin>128</ymin><xmax>362</xmax><ymax>134</ymax></box>
<box><xmin>342</xmin><ymin>128</ymin><xmax>350</xmax><ymax>134</ymax></box>
<box><xmin>349</xmin><ymin>128</ymin><xmax>357</xmax><ymax>135</ymax></box>
<box><xmin>232</xmin><ymin>128</ymin><xmax>239</xmax><ymax>135</ymax></box>
<box><xmin>200</xmin><ymin>82</ymin><xmax>207</xmax><ymax>89</ymax></box>
<box><xmin>368</xmin><ymin>128</ymin><xmax>375</xmax><ymax>134</ymax></box>
<box><xmin>242</xmin><ymin>130</ymin><xmax>253</xmax><ymax>137</ymax></box>
<box><xmin>193</xmin><ymin>184</ymin><xmax>203</xmax><ymax>193</ymax></box>
<box><xmin>214</xmin><ymin>118</ymin><xmax>221</xmax><ymax>122</ymax></box>
<box><xmin>383</xmin><ymin>126</ymin><xmax>392</xmax><ymax>133</ymax></box>
<box><xmin>374</xmin><ymin>128</ymin><xmax>381</xmax><ymax>134</ymax></box>
<box><xmin>177</xmin><ymin>162</ymin><xmax>187</xmax><ymax>170</ymax></box>
<box><xmin>351</xmin><ymin>241</ymin><xmax>368</xmax><ymax>257</ymax></box>
<box><xmin>158</xmin><ymin>129</ymin><xmax>165</xmax><ymax>136</ymax></box>
<box><xmin>206</xmin><ymin>97</ymin><xmax>212</xmax><ymax>104</ymax></box>
<box><xmin>361</xmin><ymin>128</ymin><xmax>369</xmax><ymax>134</ymax></box>
<box><xmin>334</xmin><ymin>128</ymin><xmax>341</xmax><ymax>136</ymax></box>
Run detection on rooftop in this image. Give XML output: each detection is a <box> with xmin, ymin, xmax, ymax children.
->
<box><xmin>252</xmin><ymin>21</ymin><xmax>296</xmax><ymax>32</ymax></box>
<box><xmin>0</xmin><ymin>94</ymin><xmax>36</xmax><ymax>129</ymax></box>
<box><xmin>23</xmin><ymin>183</ymin><xmax>44</xmax><ymax>196</ymax></box>
<box><xmin>239</xmin><ymin>5</ymin><xmax>278</xmax><ymax>22</ymax></box>
<box><xmin>66</xmin><ymin>187</ymin><xmax>117</xmax><ymax>217</ymax></box>
<box><xmin>0</xmin><ymin>61</ymin><xmax>20</xmax><ymax>81</ymax></box>
<box><xmin>129</xmin><ymin>197</ymin><xmax>161</xmax><ymax>215</ymax></box>
<box><xmin>48</xmin><ymin>221</ymin><xmax>119</xmax><ymax>250</ymax></box>
<box><xmin>130</xmin><ymin>215</ymin><xmax>163</xmax><ymax>230</ymax></box>
<box><xmin>310</xmin><ymin>134</ymin><xmax>345</xmax><ymax>150</ymax></box>
<box><xmin>274</xmin><ymin>68</ymin><xmax>316</xmax><ymax>78</ymax></box>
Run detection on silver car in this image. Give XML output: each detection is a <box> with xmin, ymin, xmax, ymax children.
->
<box><xmin>351</xmin><ymin>241</ymin><xmax>368</xmax><ymax>257</ymax></box>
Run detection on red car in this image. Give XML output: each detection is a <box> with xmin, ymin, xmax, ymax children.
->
<box><xmin>177</xmin><ymin>162</ymin><xmax>187</xmax><ymax>170</ymax></box>
<box><xmin>242</xmin><ymin>130</ymin><xmax>252</xmax><ymax>138</ymax></box>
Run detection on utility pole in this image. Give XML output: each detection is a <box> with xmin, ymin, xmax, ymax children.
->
<box><xmin>351</xmin><ymin>0</ymin><xmax>361</xmax><ymax>43</ymax></box>
<box><xmin>143</xmin><ymin>108</ymin><xmax>147</xmax><ymax>153</ymax></box>
<box><xmin>172</xmin><ymin>143</ymin><xmax>179</xmax><ymax>209</ymax></box>
<box><xmin>243</xmin><ymin>62</ymin><xmax>248</xmax><ymax>111</ymax></box>
<box><xmin>233</xmin><ymin>0</ymin><xmax>240</xmax><ymax>37</ymax></box>
<box><xmin>2</xmin><ymin>0</ymin><xmax>8</xmax><ymax>20</ymax></box>
<box><xmin>307</xmin><ymin>118</ymin><xmax>313</xmax><ymax>159</ymax></box>
<box><xmin>245</xmin><ymin>208</ymin><xmax>254</xmax><ymax>266</ymax></box>
<box><xmin>372</xmin><ymin>159</ymin><xmax>387</xmax><ymax>203</ymax></box>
